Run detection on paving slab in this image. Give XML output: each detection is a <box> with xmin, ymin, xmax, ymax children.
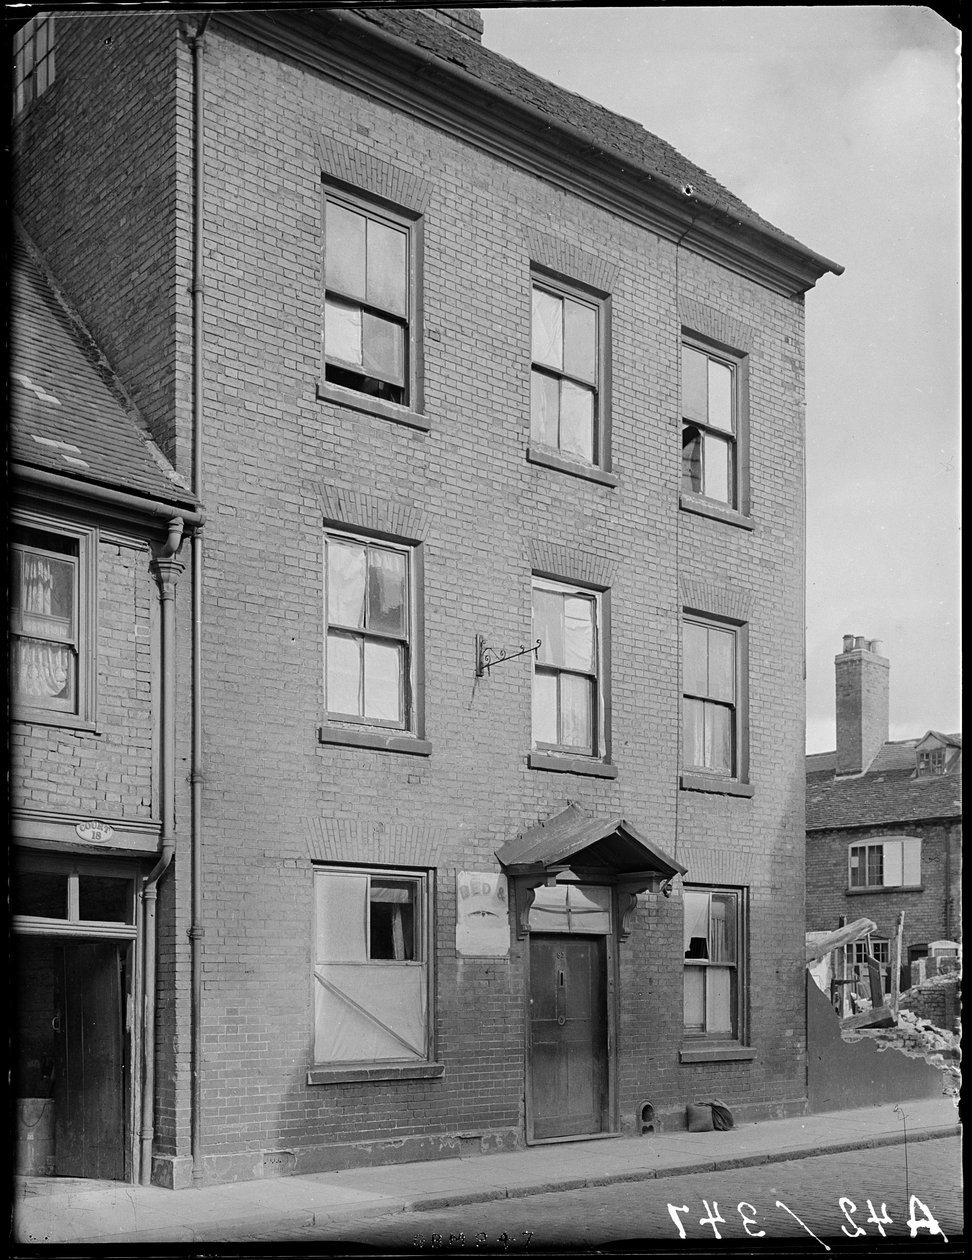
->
<box><xmin>12</xmin><ymin>1096</ymin><xmax>960</xmax><ymax>1246</ymax></box>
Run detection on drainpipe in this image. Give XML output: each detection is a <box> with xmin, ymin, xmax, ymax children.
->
<box><xmin>140</xmin><ymin>521</ymin><xmax>185</xmax><ymax>1185</ymax></box>
<box><xmin>189</xmin><ymin>11</ymin><xmax>212</xmax><ymax>1184</ymax></box>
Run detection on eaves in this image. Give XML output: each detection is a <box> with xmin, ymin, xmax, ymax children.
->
<box><xmin>217</xmin><ymin>10</ymin><xmax>842</xmax><ymax>299</ymax></box>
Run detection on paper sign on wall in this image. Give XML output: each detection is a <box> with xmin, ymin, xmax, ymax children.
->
<box><xmin>456</xmin><ymin>871</ymin><xmax>509</xmax><ymax>957</ymax></box>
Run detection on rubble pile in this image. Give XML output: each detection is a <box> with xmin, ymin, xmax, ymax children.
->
<box><xmin>844</xmin><ymin>1009</ymin><xmax>961</xmax><ymax>1097</ymax></box>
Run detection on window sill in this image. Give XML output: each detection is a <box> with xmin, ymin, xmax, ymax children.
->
<box><xmin>846</xmin><ymin>885</ymin><xmax>924</xmax><ymax>896</ymax></box>
<box><xmin>11</xmin><ymin>712</ymin><xmax>100</xmax><ymax>735</ymax></box>
<box><xmin>679</xmin><ymin>1044</ymin><xmax>756</xmax><ymax>1064</ymax></box>
<box><xmin>528</xmin><ymin>752</ymin><xmax>618</xmax><ymax>779</ymax></box>
<box><xmin>680</xmin><ymin>774</ymin><xmax>753</xmax><ymax>797</ymax></box>
<box><xmin>318</xmin><ymin>725</ymin><xmax>432</xmax><ymax>756</ymax></box>
<box><xmin>679</xmin><ymin>492</ymin><xmax>753</xmax><ymax>531</ymax></box>
<box><xmin>317</xmin><ymin>381</ymin><xmax>430</xmax><ymax>432</ymax></box>
<box><xmin>307</xmin><ymin>1061</ymin><xmax>445</xmax><ymax>1085</ymax></box>
<box><xmin>527</xmin><ymin>446</ymin><xmax>619</xmax><ymax>488</ymax></box>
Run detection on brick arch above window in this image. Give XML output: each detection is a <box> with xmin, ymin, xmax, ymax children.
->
<box><xmin>316</xmin><ymin>137</ymin><xmax>433</xmax><ymax>214</ymax></box>
<box><xmin>528</xmin><ymin>539</ymin><xmax>616</xmax><ymax>590</ymax></box>
<box><xmin>678</xmin><ymin>299</ymin><xmax>756</xmax><ymax>353</ymax></box>
<box><xmin>679</xmin><ymin>577</ymin><xmax>752</xmax><ymax>623</ymax></box>
<box><xmin>525</xmin><ymin>228</ymin><xmax>619</xmax><ymax>295</ymax></box>
<box><xmin>303</xmin><ymin>817</ymin><xmax>446</xmax><ymax>868</ymax></box>
<box><xmin>316</xmin><ymin>483</ymin><xmax>429</xmax><ymax>543</ymax></box>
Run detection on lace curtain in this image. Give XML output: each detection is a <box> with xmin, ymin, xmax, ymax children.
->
<box><xmin>13</xmin><ymin>553</ymin><xmax>73</xmax><ymax>703</ymax></box>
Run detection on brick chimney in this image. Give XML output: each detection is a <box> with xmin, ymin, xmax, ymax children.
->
<box><xmin>835</xmin><ymin>635</ymin><xmax>889</xmax><ymax>775</ymax></box>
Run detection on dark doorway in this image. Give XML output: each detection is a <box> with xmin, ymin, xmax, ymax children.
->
<box><xmin>52</xmin><ymin>941</ymin><xmax>127</xmax><ymax>1179</ymax></box>
<box><xmin>528</xmin><ymin>934</ymin><xmax>608</xmax><ymax>1140</ymax></box>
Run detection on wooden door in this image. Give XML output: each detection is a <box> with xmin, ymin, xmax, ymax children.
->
<box><xmin>53</xmin><ymin>942</ymin><xmax>125</xmax><ymax>1179</ymax></box>
<box><xmin>529</xmin><ymin>935</ymin><xmax>608</xmax><ymax>1140</ymax></box>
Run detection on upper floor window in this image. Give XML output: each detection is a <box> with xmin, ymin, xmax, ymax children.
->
<box><xmin>324</xmin><ymin>532</ymin><xmax>414</xmax><ymax>731</ymax></box>
<box><xmin>683</xmin><ymin>886</ymin><xmax>745</xmax><ymax>1040</ymax></box>
<box><xmin>313</xmin><ymin>865</ymin><xmax>431</xmax><ymax>1065</ymax></box>
<box><xmin>13</xmin><ymin>16</ymin><xmax>55</xmax><ymax>117</ymax></box>
<box><xmin>531</xmin><ymin>280</ymin><xmax>604</xmax><ymax>468</ymax></box>
<box><xmin>10</xmin><ymin>519</ymin><xmax>95</xmax><ymax>727</ymax></box>
<box><xmin>916</xmin><ymin>746</ymin><xmax>947</xmax><ymax>776</ymax></box>
<box><xmin>681</xmin><ymin>339</ymin><xmax>747</xmax><ymax>512</ymax></box>
<box><xmin>848</xmin><ymin>837</ymin><xmax>921</xmax><ymax>890</ymax></box>
<box><xmin>323</xmin><ymin>192</ymin><xmax>413</xmax><ymax>406</ymax></box>
<box><xmin>683</xmin><ymin>616</ymin><xmax>739</xmax><ymax>778</ymax></box>
<box><xmin>532</xmin><ymin>578</ymin><xmax>601</xmax><ymax>758</ymax></box>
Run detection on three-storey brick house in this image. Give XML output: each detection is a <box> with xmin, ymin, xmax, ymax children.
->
<box><xmin>11</xmin><ymin>7</ymin><xmax>841</xmax><ymax>1186</ymax></box>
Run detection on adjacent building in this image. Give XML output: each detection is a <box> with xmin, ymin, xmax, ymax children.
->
<box><xmin>11</xmin><ymin>7</ymin><xmax>841</xmax><ymax>1187</ymax></box>
<box><xmin>805</xmin><ymin>637</ymin><xmax>962</xmax><ymax>994</ymax></box>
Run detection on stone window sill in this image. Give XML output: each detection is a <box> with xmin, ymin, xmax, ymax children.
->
<box><xmin>680</xmin><ymin>492</ymin><xmax>754</xmax><ymax>531</ymax></box>
<box><xmin>527</xmin><ymin>446</ymin><xmax>619</xmax><ymax>487</ymax></box>
<box><xmin>317</xmin><ymin>381</ymin><xmax>430</xmax><ymax>432</ymax></box>
<box><xmin>680</xmin><ymin>773</ymin><xmax>753</xmax><ymax>797</ymax></box>
<box><xmin>11</xmin><ymin>712</ymin><xmax>101</xmax><ymax>735</ymax></box>
<box><xmin>846</xmin><ymin>885</ymin><xmax>924</xmax><ymax>896</ymax></box>
<box><xmin>529</xmin><ymin>752</ymin><xmax>618</xmax><ymax>779</ymax></box>
<box><xmin>307</xmin><ymin>1062</ymin><xmax>445</xmax><ymax>1085</ymax></box>
<box><xmin>318</xmin><ymin>725</ymin><xmax>431</xmax><ymax>756</ymax></box>
<box><xmin>679</xmin><ymin>1044</ymin><xmax>756</xmax><ymax>1064</ymax></box>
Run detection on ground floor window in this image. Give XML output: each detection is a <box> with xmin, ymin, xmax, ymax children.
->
<box><xmin>852</xmin><ymin>938</ymin><xmax>891</xmax><ymax>995</ymax></box>
<box><xmin>683</xmin><ymin>885</ymin><xmax>745</xmax><ymax>1039</ymax></box>
<box><xmin>313</xmin><ymin>866</ymin><xmax>431</xmax><ymax>1063</ymax></box>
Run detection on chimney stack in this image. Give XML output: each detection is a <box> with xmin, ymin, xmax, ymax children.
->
<box><xmin>835</xmin><ymin>635</ymin><xmax>889</xmax><ymax>775</ymax></box>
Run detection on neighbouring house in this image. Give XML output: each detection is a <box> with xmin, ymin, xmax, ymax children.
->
<box><xmin>11</xmin><ymin>7</ymin><xmax>841</xmax><ymax>1187</ymax></box>
<box><xmin>805</xmin><ymin>636</ymin><xmax>962</xmax><ymax>998</ymax></box>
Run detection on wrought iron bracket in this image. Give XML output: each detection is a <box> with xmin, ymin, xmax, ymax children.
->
<box><xmin>476</xmin><ymin>635</ymin><xmax>541</xmax><ymax>678</ymax></box>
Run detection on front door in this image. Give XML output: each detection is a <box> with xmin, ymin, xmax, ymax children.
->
<box><xmin>529</xmin><ymin>935</ymin><xmax>608</xmax><ymax>1140</ymax></box>
<box><xmin>53</xmin><ymin>942</ymin><xmax>126</xmax><ymax>1179</ymax></box>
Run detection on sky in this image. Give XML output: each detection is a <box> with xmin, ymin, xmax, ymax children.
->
<box><xmin>481</xmin><ymin>4</ymin><xmax>961</xmax><ymax>753</ymax></box>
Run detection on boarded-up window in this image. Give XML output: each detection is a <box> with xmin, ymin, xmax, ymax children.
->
<box><xmin>528</xmin><ymin>882</ymin><xmax>611</xmax><ymax>933</ymax></box>
<box><xmin>314</xmin><ymin>868</ymin><xmax>429</xmax><ymax>1064</ymax></box>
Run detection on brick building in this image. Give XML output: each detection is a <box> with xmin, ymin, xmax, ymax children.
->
<box><xmin>806</xmin><ymin>636</ymin><xmax>962</xmax><ymax>993</ymax></box>
<box><xmin>11</xmin><ymin>7</ymin><xmax>841</xmax><ymax>1187</ymax></box>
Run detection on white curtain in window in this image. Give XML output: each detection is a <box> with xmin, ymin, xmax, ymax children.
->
<box><xmin>15</xmin><ymin>554</ymin><xmax>72</xmax><ymax>700</ymax></box>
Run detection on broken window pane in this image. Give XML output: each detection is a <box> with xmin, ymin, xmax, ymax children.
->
<box><xmin>370</xmin><ymin>878</ymin><xmax>417</xmax><ymax>959</ymax></box>
<box><xmin>326</xmin><ymin>203</ymin><xmax>367</xmax><ymax>300</ymax></box>
<box><xmin>532</xmin><ymin>288</ymin><xmax>563</xmax><ymax>370</ymax></box>
<box><xmin>316</xmin><ymin>870</ymin><xmax>369</xmax><ymax>963</ymax></box>
<box><xmin>682</xmin><ymin>426</ymin><xmax>702</xmax><ymax>493</ymax></box>
<box><xmin>368</xmin><ymin>548</ymin><xmax>406</xmax><ymax>637</ymax></box>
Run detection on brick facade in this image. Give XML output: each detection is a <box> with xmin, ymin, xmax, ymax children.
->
<box><xmin>12</xmin><ymin>8</ymin><xmax>837</xmax><ymax>1186</ymax></box>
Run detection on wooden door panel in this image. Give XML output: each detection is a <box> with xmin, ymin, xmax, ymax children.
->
<box><xmin>53</xmin><ymin>943</ymin><xmax>125</xmax><ymax>1180</ymax></box>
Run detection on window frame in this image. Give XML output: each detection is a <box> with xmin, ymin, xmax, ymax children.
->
<box><xmin>681</xmin><ymin>884</ymin><xmax>748</xmax><ymax>1048</ymax></box>
<box><xmin>10</xmin><ymin>513</ymin><xmax>98</xmax><ymax>731</ymax></box>
<box><xmin>851</xmin><ymin>938</ymin><xmax>892</xmax><ymax>995</ymax></box>
<box><xmin>530</xmin><ymin>575</ymin><xmax>613</xmax><ymax>775</ymax></box>
<box><xmin>309</xmin><ymin>864</ymin><xmax>441</xmax><ymax>1083</ymax></box>
<box><xmin>680</xmin><ymin>612</ymin><xmax>750</xmax><ymax>795</ymax></box>
<box><xmin>527</xmin><ymin>271</ymin><xmax>614</xmax><ymax>485</ymax></box>
<box><xmin>13</xmin><ymin>15</ymin><xmax>55</xmax><ymax>118</ymax></box>
<box><xmin>847</xmin><ymin>836</ymin><xmax>922</xmax><ymax>891</ymax></box>
<box><xmin>679</xmin><ymin>332</ymin><xmax>750</xmax><ymax>524</ymax></box>
<box><xmin>319</xmin><ymin>185</ymin><xmax>426</xmax><ymax>429</ymax></box>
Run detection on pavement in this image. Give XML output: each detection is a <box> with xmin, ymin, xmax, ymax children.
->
<box><xmin>11</xmin><ymin>1096</ymin><xmax>961</xmax><ymax>1246</ymax></box>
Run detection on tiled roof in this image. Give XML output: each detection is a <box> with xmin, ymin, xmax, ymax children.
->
<box><xmin>9</xmin><ymin>234</ymin><xmax>198</xmax><ymax>510</ymax></box>
<box><xmin>806</xmin><ymin>736</ymin><xmax>962</xmax><ymax>831</ymax></box>
<box><xmin>348</xmin><ymin>7</ymin><xmax>838</xmax><ymax>271</ymax></box>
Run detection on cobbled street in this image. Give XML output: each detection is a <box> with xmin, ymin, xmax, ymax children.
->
<box><xmin>218</xmin><ymin>1134</ymin><xmax>962</xmax><ymax>1251</ymax></box>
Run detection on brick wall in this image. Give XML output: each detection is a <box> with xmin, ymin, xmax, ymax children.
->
<box><xmin>13</xmin><ymin>12</ymin><xmax>812</xmax><ymax>1180</ymax></box>
<box><xmin>806</xmin><ymin>820</ymin><xmax>960</xmax><ymax>965</ymax></box>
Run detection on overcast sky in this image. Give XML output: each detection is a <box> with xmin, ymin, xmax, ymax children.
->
<box><xmin>482</xmin><ymin>4</ymin><xmax>961</xmax><ymax>752</ymax></box>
